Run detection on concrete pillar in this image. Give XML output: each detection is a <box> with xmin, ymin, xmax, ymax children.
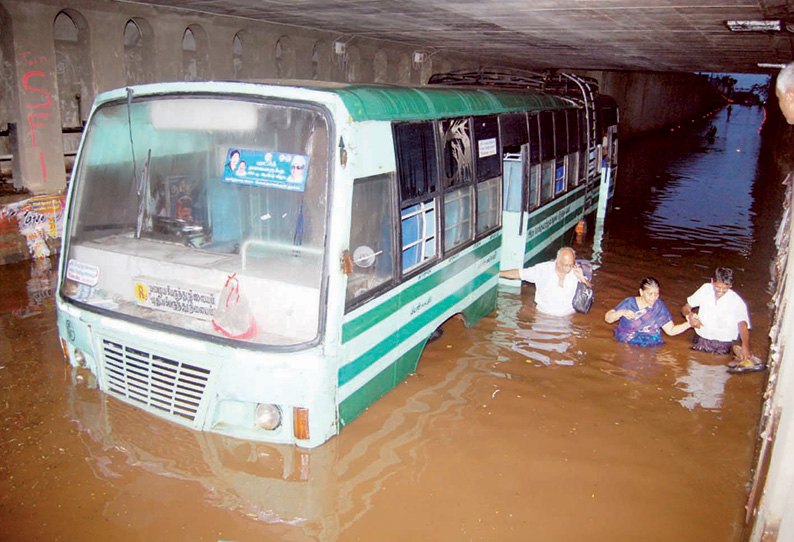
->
<box><xmin>6</xmin><ymin>1</ymin><xmax>66</xmax><ymax>194</ymax></box>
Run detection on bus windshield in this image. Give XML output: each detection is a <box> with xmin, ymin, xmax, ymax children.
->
<box><xmin>62</xmin><ymin>95</ymin><xmax>331</xmax><ymax>347</ymax></box>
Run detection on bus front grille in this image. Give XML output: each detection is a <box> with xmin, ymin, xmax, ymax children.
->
<box><xmin>101</xmin><ymin>339</ymin><xmax>211</xmax><ymax>422</ymax></box>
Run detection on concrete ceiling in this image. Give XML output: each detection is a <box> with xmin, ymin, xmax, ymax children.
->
<box><xmin>121</xmin><ymin>0</ymin><xmax>794</xmax><ymax>74</ymax></box>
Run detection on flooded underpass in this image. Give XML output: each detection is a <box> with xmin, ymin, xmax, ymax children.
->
<box><xmin>0</xmin><ymin>104</ymin><xmax>785</xmax><ymax>541</ymax></box>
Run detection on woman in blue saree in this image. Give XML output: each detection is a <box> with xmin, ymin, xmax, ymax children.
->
<box><xmin>605</xmin><ymin>277</ymin><xmax>691</xmax><ymax>346</ymax></box>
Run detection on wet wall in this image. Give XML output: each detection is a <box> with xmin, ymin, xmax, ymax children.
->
<box><xmin>741</xmin><ymin>88</ymin><xmax>794</xmax><ymax>541</ymax></box>
<box><xmin>1</xmin><ymin>0</ymin><xmax>732</xmax><ymax>197</ymax></box>
<box><xmin>589</xmin><ymin>70</ymin><xmax>726</xmax><ymax>138</ymax></box>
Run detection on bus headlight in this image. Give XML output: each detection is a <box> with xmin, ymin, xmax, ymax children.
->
<box><xmin>255</xmin><ymin>404</ymin><xmax>282</xmax><ymax>430</ymax></box>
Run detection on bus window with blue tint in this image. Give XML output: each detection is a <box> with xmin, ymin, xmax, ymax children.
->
<box><xmin>401</xmin><ymin>201</ymin><xmax>436</xmax><ymax>272</ymax></box>
<box><xmin>394</xmin><ymin>121</ymin><xmax>439</xmax><ymax>273</ymax></box>
<box><xmin>555</xmin><ymin>157</ymin><xmax>566</xmax><ymax>195</ymax></box>
<box><xmin>346</xmin><ymin>174</ymin><xmax>396</xmax><ymax>308</ymax></box>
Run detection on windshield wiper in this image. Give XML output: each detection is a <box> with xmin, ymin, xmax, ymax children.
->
<box><xmin>135</xmin><ymin>148</ymin><xmax>151</xmax><ymax>239</ymax></box>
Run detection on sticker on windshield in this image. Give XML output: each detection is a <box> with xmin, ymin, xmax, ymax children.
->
<box><xmin>66</xmin><ymin>259</ymin><xmax>99</xmax><ymax>286</ymax></box>
<box><xmin>222</xmin><ymin>148</ymin><xmax>308</xmax><ymax>192</ymax></box>
<box><xmin>133</xmin><ymin>279</ymin><xmax>218</xmax><ymax>320</ymax></box>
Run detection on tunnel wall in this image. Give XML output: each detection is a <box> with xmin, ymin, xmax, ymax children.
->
<box><xmin>0</xmin><ymin>0</ymin><xmax>728</xmax><ymax>263</ymax></box>
<box><xmin>744</xmin><ymin>94</ymin><xmax>794</xmax><ymax>541</ymax></box>
<box><xmin>585</xmin><ymin>70</ymin><xmax>726</xmax><ymax>139</ymax></box>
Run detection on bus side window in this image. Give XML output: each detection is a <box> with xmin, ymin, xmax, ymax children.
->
<box><xmin>498</xmin><ymin>113</ymin><xmax>528</xmax><ymax>213</ymax></box>
<box><xmin>439</xmin><ymin>117</ymin><xmax>474</xmax><ymax>252</ymax></box>
<box><xmin>553</xmin><ymin>109</ymin><xmax>568</xmax><ymax>196</ymax></box>
<box><xmin>579</xmin><ymin>110</ymin><xmax>590</xmax><ymax>182</ymax></box>
<box><xmin>538</xmin><ymin>111</ymin><xmax>555</xmax><ymax>204</ymax></box>
<box><xmin>394</xmin><ymin>121</ymin><xmax>439</xmax><ymax>274</ymax></box>
<box><xmin>527</xmin><ymin>113</ymin><xmax>541</xmax><ymax>211</ymax></box>
<box><xmin>567</xmin><ymin>109</ymin><xmax>581</xmax><ymax>188</ymax></box>
<box><xmin>502</xmin><ymin>155</ymin><xmax>522</xmax><ymax>212</ymax></box>
<box><xmin>345</xmin><ymin>173</ymin><xmax>396</xmax><ymax>308</ymax></box>
<box><xmin>473</xmin><ymin>115</ymin><xmax>501</xmax><ymax>236</ymax></box>
<box><xmin>401</xmin><ymin>201</ymin><xmax>436</xmax><ymax>272</ymax></box>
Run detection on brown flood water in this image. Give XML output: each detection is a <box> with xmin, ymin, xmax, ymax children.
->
<box><xmin>0</xmin><ymin>105</ymin><xmax>783</xmax><ymax>541</ymax></box>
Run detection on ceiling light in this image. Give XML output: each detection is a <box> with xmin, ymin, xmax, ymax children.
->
<box><xmin>726</xmin><ymin>20</ymin><xmax>781</xmax><ymax>32</ymax></box>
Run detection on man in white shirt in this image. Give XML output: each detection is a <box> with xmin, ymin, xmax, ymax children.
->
<box><xmin>776</xmin><ymin>62</ymin><xmax>794</xmax><ymax>125</ymax></box>
<box><xmin>500</xmin><ymin>247</ymin><xmax>591</xmax><ymax>316</ymax></box>
<box><xmin>681</xmin><ymin>267</ymin><xmax>761</xmax><ymax>372</ymax></box>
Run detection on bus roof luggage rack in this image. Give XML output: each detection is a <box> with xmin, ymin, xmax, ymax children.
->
<box><xmin>427</xmin><ymin>68</ymin><xmax>600</xmax><ymax>101</ymax></box>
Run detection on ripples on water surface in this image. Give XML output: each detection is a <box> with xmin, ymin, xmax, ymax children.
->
<box><xmin>0</xmin><ymin>105</ymin><xmax>782</xmax><ymax>541</ymax></box>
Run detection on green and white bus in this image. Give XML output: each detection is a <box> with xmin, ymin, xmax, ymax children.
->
<box><xmin>57</xmin><ymin>77</ymin><xmax>617</xmax><ymax>447</ymax></box>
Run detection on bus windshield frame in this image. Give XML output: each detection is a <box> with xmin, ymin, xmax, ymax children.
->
<box><xmin>60</xmin><ymin>93</ymin><xmax>333</xmax><ymax>350</ymax></box>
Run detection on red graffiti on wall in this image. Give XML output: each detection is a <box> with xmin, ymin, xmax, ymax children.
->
<box><xmin>18</xmin><ymin>54</ymin><xmax>53</xmax><ymax>184</ymax></box>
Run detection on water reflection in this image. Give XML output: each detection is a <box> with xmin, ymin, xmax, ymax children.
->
<box><xmin>8</xmin><ymin>257</ymin><xmax>57</xmax><ymax>319</ymax></box>
<box><xmin>675</xmin><ymin>359</ymin><xmax>730</xmax><ymax>411</ymax></box>
<box><xmin>68</xmin><ymin>380</ymin><xmax>338</xmax><ymax>538</ymax></box>
<box><xmin>510</xmin><ymin>314</ymin><xmax>575</xmax><ymax>367</ymax></box>
<box><xmin>598</xmin><ymin>343</ymin><xmax>683</xmax><ymax>384</ymax></box>
<box><xmin>616</xmin><ymin>105</ymin><xmax>763</xmax><ymax>256</ymax></box>
<box><xmin>66</xmin><ymin>335</ymin><xmax>504</xmax><ymax>541</ymax></box>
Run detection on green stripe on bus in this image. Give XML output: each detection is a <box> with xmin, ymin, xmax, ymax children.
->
<box><xmin>526</xmin><ymin>201</ymin><xmax>585</xmax><ymax>247</ymax></box>
<box><xmin>338</xmin><ymin>340</ymin><xmax>427</xmax><ymax>427</ymax></box>
<box><xmin>338</xmin><ymin>264</ymin><xmax>497</xmax><ymax>387</ymax></box>
<box><xmin>342</xmin><ymin>235</ymin><xmax>500</xmax><ymax>344</ymax></box>
<box><xmin>523</xmin><ymin>205</ymin><xmax>586</xmax><ymax>260</ymax></box>
<box><xmin>529</xmin><ymin>185</ymin><xmax>585</xmax><ymax>224</ymax></box>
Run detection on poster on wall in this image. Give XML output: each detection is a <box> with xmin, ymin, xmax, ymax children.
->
<box><xmin>222</xmin><ymin>148</ymin><xmax>309</xmax><ymax>192</ymax></box>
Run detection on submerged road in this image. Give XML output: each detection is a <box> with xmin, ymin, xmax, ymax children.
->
<box><xmin>0</xmin><ymin>104</ymin><xmax>782</xmax><ymax>541</ymax></box>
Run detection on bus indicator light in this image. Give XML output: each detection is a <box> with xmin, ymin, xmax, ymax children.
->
<box><xmin>293</xmin><ymin>407</ymin><xmax>310</xmax><ymax>440</ymax></box>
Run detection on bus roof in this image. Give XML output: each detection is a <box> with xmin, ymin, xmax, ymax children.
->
<box><xmin>329</xmin><ymin>84</ymin><xmax>571</xmax><ymax>122</ymax></box>
<box><xmin>94</xmin><ymin>80</ymin><xmax>573</xmax><ymax>123</ymax></box>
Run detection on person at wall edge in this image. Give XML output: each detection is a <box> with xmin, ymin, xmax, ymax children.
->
<box><xmin>776</xmin><ymin>62</ymin><xmax>794</xmax><ymax>125</ymax></box>
<box><xmin>681</xmin><ymin>267</ymin><xmax>761</xmax><ymax>372</ymax></box>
